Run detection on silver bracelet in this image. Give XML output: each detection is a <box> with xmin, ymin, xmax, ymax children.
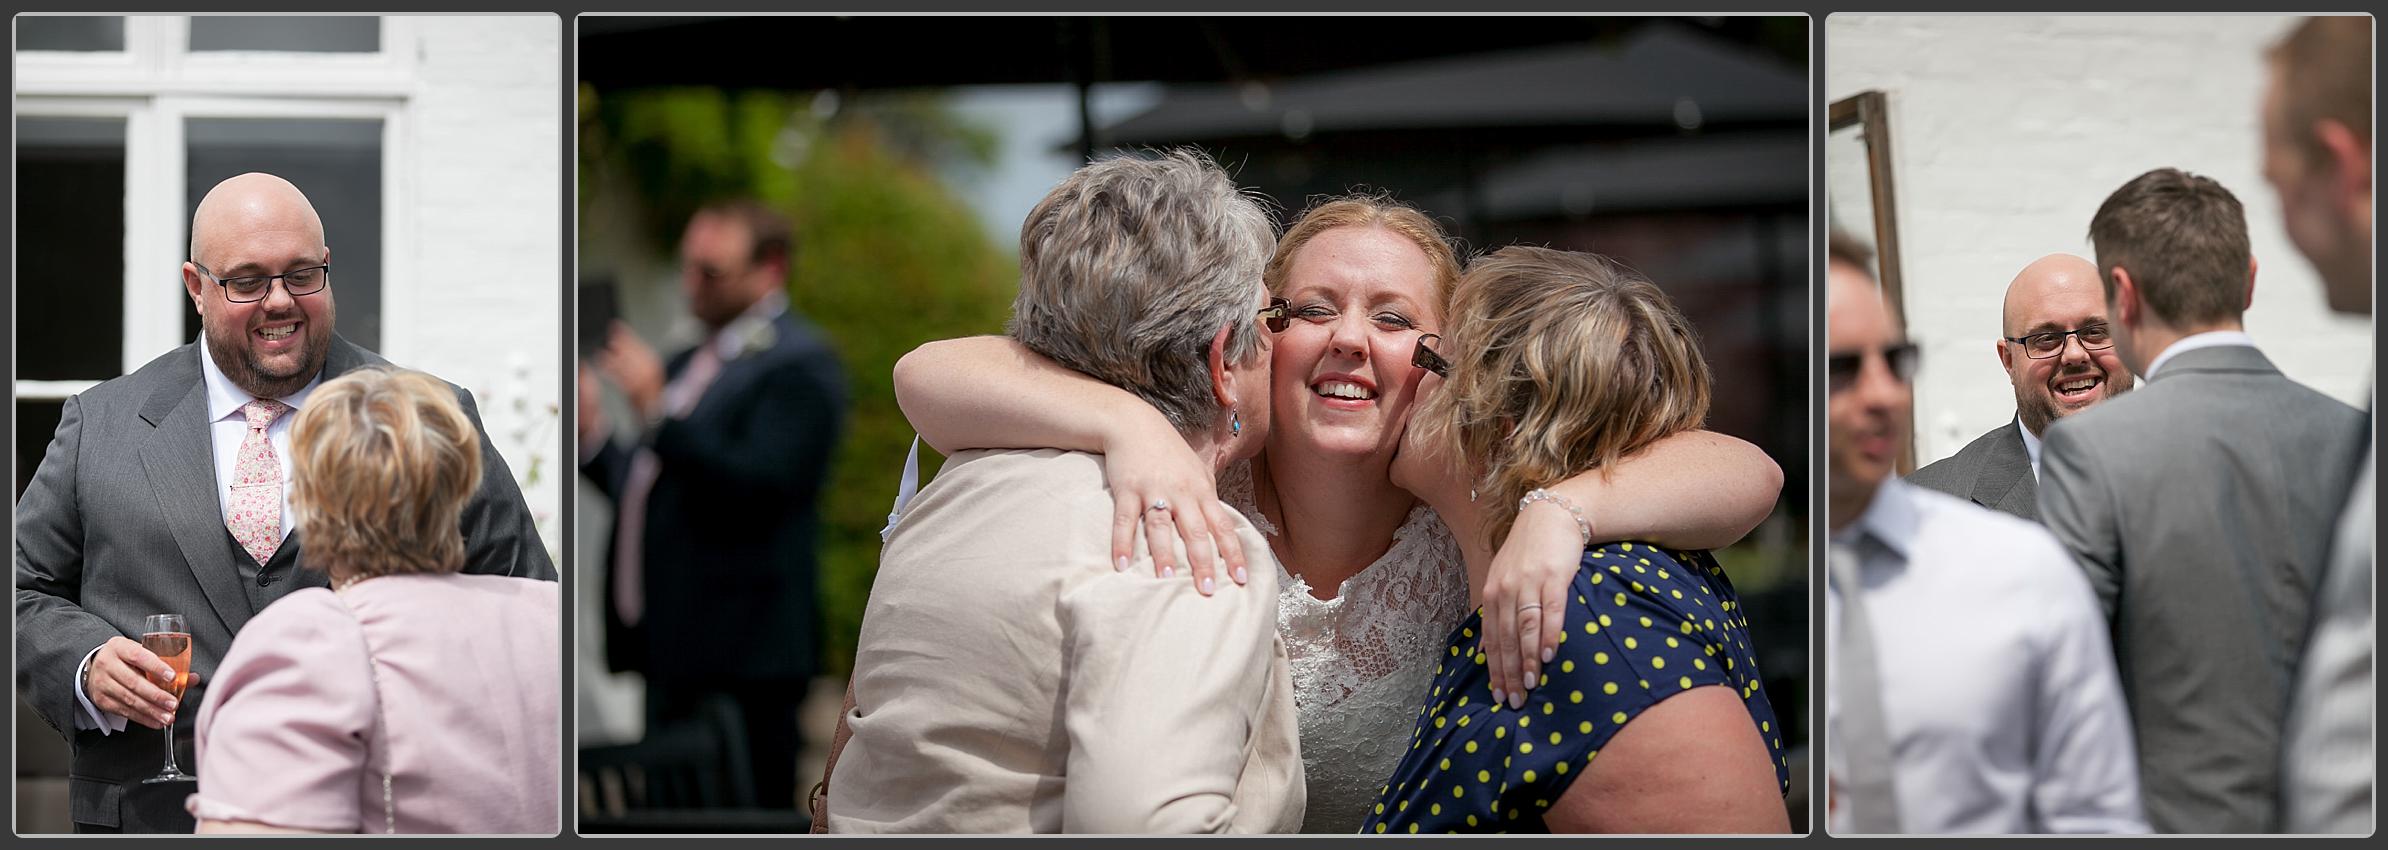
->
<box><xmin>1519</xmin><ymin>488</ymin><xmax>1593</xmax><ymax>547</ymax></box>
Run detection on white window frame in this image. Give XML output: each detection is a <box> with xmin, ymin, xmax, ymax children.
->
<box><xmin>14</xmin><ymin>14</ymin><xmax>412</xmax><ymax>403</ymax></box>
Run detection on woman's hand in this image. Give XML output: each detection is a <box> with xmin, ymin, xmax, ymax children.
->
<box><xmin>1480</xmin><ymin>500</ymin><xmax>1584</xmax><ymax>709</ymax></box>
<box><xmin>1100</xmin><ymin>420</ymin><xmax>1249</xmax><ymax>596</ymax></box>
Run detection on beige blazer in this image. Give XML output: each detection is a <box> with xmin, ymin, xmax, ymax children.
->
<box><xmin>826</xmin><ymin>449</ymin><xmax>1304</xmax><ymax>833</ymax></box>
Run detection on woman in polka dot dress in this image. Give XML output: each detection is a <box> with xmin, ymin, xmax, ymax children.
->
<box><xmin>1366</xmin><ymin>247</ymin><xmax>1792</xmax><ymax>834</ymax></box>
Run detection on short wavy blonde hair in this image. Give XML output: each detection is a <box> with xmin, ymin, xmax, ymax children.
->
<box><xmin>1418</xmin><ymin>247</ymin><xmax>1711</xmax><ymax>548</ymax></box>
<box><xmin>288</xmin><ymin>366</ymin><xmax>482</xmax><ymax>579</ymax></box>
<box><xmin>1266</xmin><ymin>194</ymin><xmax>1462</xmax><ymax>319</ymax></box>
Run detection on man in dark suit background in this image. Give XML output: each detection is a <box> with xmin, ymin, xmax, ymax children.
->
<box><xmin>1908</xmin><ymin>253</ymin><xmax>2132</xmax><ymax>521</ymax></box>
<box><xmin>581</xmin><ymin>199</ymin><xmax>847</xmax><ymax>811</ymax></box>
<box><xmin>2038</xmin><ymin>168</ymin><xmax>2365</xmax><ymax>833</ymax></box>
<box><xmin>14</xmin><ymin>173</ymin><xmax>556</xmax><ymax>833</ymax></box>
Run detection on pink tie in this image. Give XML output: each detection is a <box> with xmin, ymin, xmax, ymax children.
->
<box><xmin>613</xmin><ymin>341</ymin><xmax>727</xmax><ymax>626</ymax></box>
<box><xmin>227</xmin><ymin>398</ymin><xmax>291</xmax><ymax>566</ymax></box>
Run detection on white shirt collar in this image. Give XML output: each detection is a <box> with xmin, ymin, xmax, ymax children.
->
<box><xmin>2141</xmin><ymin>329</ymin><xmax>2256</xmax><ymax>381</ymax></box>
<box><xmin>1834</xmin><ymin>476</ymin><xmax>1920</xmax><ymax>564</ymax></box>
<box><xmin>2016</xmin><ymin>417</ymin><xmax>2044</xmax><ymax>482</ymax></box>
<box><xmin>199</xmin><ymin>341</ymin><xmax>324</xmax><ymax>423</ymax></box>
<box><xmin>708</xmin><ymin>290</ymin><xmax>788</xmax><ymax>361</ymax></box>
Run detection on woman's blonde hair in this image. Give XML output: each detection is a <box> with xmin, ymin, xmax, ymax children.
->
<box><xmin>288</xmin><ymin>366</ymin><xmax>483</xmax><ymax>580</ymax></box>
<box><xmin>1266</xmin><ymin>193</ymin><xmax>1462</xmax><ymax>319</ymax></box>
<box><xmin>1418</xmin><ymin>246</ymin><xmax>1712</xmax><ymax>548</ymax></box>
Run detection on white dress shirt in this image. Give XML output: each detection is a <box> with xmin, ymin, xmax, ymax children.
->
<box><xmin>1827</xmin><ymin>478</ymin><xmax>2150</xmax><ymax>834</ymax></box>
<box><xmin>2140</xmin><ymin>329</ymin><xmax>2256</xmax><ymax>381</ymax></box>
<box><xmin>2017</xmin><ymin>418</ymin><xmax>2044</xmax><ymax>482</ymax></box>
<box><xmin>73</xmin><ymin>347</ymin><xmax>322</xmax><ymax>734</ymax></box>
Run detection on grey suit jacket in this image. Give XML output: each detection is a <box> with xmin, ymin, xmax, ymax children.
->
<box><xmin>2038</xmin><ymin>345</ymin><xmax>2365</xmax><ymax>833</ymax></box>
<box><xmin>1908</xmin><ymin>418</ymin><xmax>2039</xmax><ymax>521</ymax></box>
<box><xmin>14</xmin><ymin>336</ymin><xmax>557</xmax><ymax>832</ymax></box>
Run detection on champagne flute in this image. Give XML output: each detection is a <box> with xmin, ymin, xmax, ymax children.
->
<box><xmin>139</xmin><ymin>614</ymin><xmax>193</xmax><ymax>783</ymax></box>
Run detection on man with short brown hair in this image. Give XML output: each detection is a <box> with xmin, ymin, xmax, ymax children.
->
<box><xmin>2038</xmin><ymin>167</ymin><xmax>2365</xmax><ymax>833</ymax></box>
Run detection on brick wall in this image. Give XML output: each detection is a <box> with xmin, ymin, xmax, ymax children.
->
<box><xmin>1829</xmin><ymin>15</ymin><xmax>2372</xmax><ymax>465</ymax></box>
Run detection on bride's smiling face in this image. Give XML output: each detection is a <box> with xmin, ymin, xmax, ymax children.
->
<box><xmin>1267</xmin><ymin>224</ymin><xmax>1444</xmax><ymax>463</ymax></box>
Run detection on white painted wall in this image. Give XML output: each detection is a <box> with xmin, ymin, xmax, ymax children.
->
<box><xmin>1828</xmin><ymin>14</ymin><xmax>2373</xmax><ymax>466</ymax></box>
<box><xmin>387</xmin><ymin>15</ymin><xmax>565</xmax><ymax>557</ymax></box>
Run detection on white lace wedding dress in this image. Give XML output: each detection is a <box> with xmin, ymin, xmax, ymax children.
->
<box><xmin>1218</xmin><ymin>460</ymin><xmax>1471</xmax><ymax>834</ymax></box>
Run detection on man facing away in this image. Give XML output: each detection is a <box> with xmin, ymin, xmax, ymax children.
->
<box><xmin>2260</xmin><ymin>14</ymin><xmax>2373</xmax><ymax>835</ymax></box>
<box><xmin>2037</xmin><ymin>167</ymin><xmax>2366</xmax><ymax>833</ymax></box>
<box><xmin>1908</xmin><ymin>254</ymin><xmax>2133</xmax><ymax>520</ymax></box>
<box><xmin>15</xmin><ymin>173</ymin><xmax>554</xmax><ymax>833</ymax></box>
<box><xmin>1825</xmin><ymin>233</ymin><xmax>2144</xmax><ymax>835</ymax></box>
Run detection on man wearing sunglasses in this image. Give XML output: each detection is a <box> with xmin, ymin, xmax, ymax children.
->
<box><xmin>2037</xmin><ymin>168</ymin><xmax>2365</xmax><ymax>833</ymax></box>
<box><xmin>15</xmin><ymin>172</ymin><xmax>556</xmax><ymax>833</ymax></box>
<box><xmin>1825</xmin><ymin>233</ymin><xmax>2143</xmax><ymax>835</ymax></box>
<box><xmin>1908</xmin><ymin>254</ymin><xmax>2132</xmax><ymax>521</ymax></box>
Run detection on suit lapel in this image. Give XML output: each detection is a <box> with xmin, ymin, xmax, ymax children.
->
<box><xmin>136</xmin><ymin>350</ymin><xmax>256</xmax><ymax>634</ymax></box>
<box><xmin>1970</xmin><ymin>422</ymin><xmax>2038</xmax><ymax>520</ymax></box>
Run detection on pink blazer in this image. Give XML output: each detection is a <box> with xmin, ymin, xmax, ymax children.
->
<box><xmin>187</xmin><ymin>573</ymin><xmax>560</xmax><ymax>834</ymax></box>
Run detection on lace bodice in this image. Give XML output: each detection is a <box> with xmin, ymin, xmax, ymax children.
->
<box><xmin>1218</xmin><ymin>460</ymin><xmax>1470</xmax><ymax>834</ymax></box>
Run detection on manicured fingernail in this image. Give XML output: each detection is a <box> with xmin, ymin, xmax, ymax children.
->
<box><xmin>1492</xmin><ymin>688</ymin><xmax>1506</xmax><ymax>706</ymax></box>
<box><xmin>1542</xmin><ymin>648</ymin><xmax>1555</xmax><ymax>664</ymax></box>
<box><xmin>1200</xmin><ymin>577</ymin><xmax>1215</xmax><ymax>595</ymax></box>
<box><xmin>1115</xmin><ymin>556</ymin><xmax>1129</xmax><ymax>572</ymax></box>
<box><xmin>1508</xmin><ymin>691</ymin><xmax>1525</xmax><ymax>709</ymax></box>
<box><xmin>1233</xmin><ymin>567</ymin><xmax>1248</xmax><ymax>585</ymax></box>
<box><xmin>1520</xmin><ymin>666</ymin><xmax>1534</xmax><ymax>687</ymax></box>
<box><xmin>1162</xmin><ymin>566</ymin><xmax>1175</xmax><ymax>579</ymax></box>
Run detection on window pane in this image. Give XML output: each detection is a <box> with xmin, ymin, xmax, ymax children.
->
<box><xmin>188</xmin><ymin>15</ymin><xmax>378</xmax><ymax>53</ymax></box>
<box><xmin>185</xmin><ymin>117</ymin><xmax>382</xmax><ymax>352</ymax></box>
<box><xmin>16</xmin><ymin>16</ymin><xmax>125</xmax><ymax>52</ymax></box>
<box><xmin>16</xmin><ymin>117</ymin><xmax>127</xmax><ymax>381</ymax></box>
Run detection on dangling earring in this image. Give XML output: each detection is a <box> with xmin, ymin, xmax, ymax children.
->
<box><xmin>1229</xmin><ymin>408</ymin><xmax>1242</xmax><ymax>436</ymax></box>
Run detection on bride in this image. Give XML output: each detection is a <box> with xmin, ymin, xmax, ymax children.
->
<box><xmin>893</xmin><ymin>195</ymin><xmax>1782</xmax><ymax>832</ymax></box>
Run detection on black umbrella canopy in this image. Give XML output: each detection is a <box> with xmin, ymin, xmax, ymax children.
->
<box><xmin>575</xmin><ymin>15</ymin><xmax>1802</xmax><ymax>92</ymax></box>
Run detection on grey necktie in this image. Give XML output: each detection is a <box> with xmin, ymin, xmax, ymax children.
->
<box><xmin>1831</xmin><ymin>536</ymin><xmax>1904</xmax><ymax>834</ymax></box>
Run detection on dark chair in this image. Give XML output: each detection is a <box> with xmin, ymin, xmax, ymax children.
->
<box><xmin>580</xmin><ymin>695</ymin><xmax>811</xmax><ymax>832</ymax></box>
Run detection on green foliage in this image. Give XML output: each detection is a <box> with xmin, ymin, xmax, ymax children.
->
<box><xmin>581</xmin><ymin>88</ymin><xmax>1014</xmax><ymax>674</ymax></box>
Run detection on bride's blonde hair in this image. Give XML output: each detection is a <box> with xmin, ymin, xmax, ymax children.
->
<box><xmin>1418</xmin><ymin>246</ymin><xmax>1711</xmax><ymax>548</ymax></box>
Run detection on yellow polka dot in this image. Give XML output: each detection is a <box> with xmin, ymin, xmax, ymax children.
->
<box><xmin>1555</xmin><ymin>761</ymin><xmax>1569</xmax><ymax>775</ymax></box>
<box><xmin>1603</xmin><ymin>682</ymin><xmax>1619</xmax><ymax>695</ymax></box>
<box><xmin>1624</xmin><ymin>637</ymin><xmax>1638</xmax><ymax>649</ymax></box>
<box><xmin>1666</xmin><ymin>637</ymin><xmax>1680</xmax><ymax>648</ymax></box>
<box><xmin>1694</xmin><ymin>659</ymin><xmax>1707</xmax><ymax>670</ymax></box>
<box><xmin>1478</xmin><ymin>769</ymin><xmax>1491</xmax><ymax>783</ymax></box>
<box><xmin>1762</xmin><ymin>721</ymin><xmax>1771</xmax><ymax>732</ymax></box>
<box><xmin>1593</xmin><ymin>652</ymin><xmax>1610</xmax><ymax>664</ymax></box>
<box><xmin>1632</xmin><ymin>581</ymin><xmax>1646</xmax><ymax>593</ymax></box>
<box><xmin>1641</xmin><ymin>679</ymin><xmax>1652</xmax><ymax>689</ymax></box>
<box><xmin>1680</xmin><ymin>621</ymin><xmax>1694</xmax><ymax>634</ymax></box>
<box><xmin>1671</xmin><ymin>589</ymin><xmax>1684</xmax><ymax>600</ymax></box>
<box><xmin>1431</xmin><ymin>803</ymin><xmax>1442</xmax><ymax>816</ymax></box>
<box><xmin>1408</xmin><ymin>824</ymin><xmax>1419</xmax><ymax>834</ymax></box>
<box><xmin>1584</xmin><ymin>622</ymin><xmax>1599</xmax><ymax>635</ymax></box>
<box><xmin>1560</xmin><ymin>660</ymin><xmax>1575</xmax><ymax>673</ymax></box>
<box><xmin>1599</xmin><ymin>614</ymin><xmax>1613</xmax><ymax>627</ymax></box>
<box><xmin>1376</xmin><ymin>824</ymin><xmax>1386</xmax><ymax>833</ymax></box>
<box><xmin>1579</xmin><ymin>720</ymin><xmax>1593</xmax><ymax>734</ymax></box>
<box><xmin>1375</xmin><ymin>803</ymin><xmax>1385</xmax><ymax>814</ymax></box>
<box><xmin>1457</xmin><ymin>715</ymin><xmax>1470</xmax><ymax>727</ymax></box>
<box><xmin>1458</xmin><ymin>696</ymin><xmax>1469</xmax><ymax>707</ymax></box>
<box><xmin>1570</xmin><ymin>690</ymin><xmax>1584</xmax><ymax>703</ymax></box>
<box><xmin>1539</xmin><ymin>674</ymin><xmax>1549</xmax><ymax>687</ymax></box>
<box><xmin>1398</xmin><ymin>800</ymin><xmax>1408</xmax><ymax>811</ymax></box>
<box><xmin>1523</xmin><ymin>769</ymin><xmax>1538</xmax><ymax>782</ymax></box>
<box><xmin>1622</xmin><ymin>543</ymin><xmax>1634</xmax><ymax>551</ymax></box>
<box><xmin>1542</xmin><ymin>702</ymin><xmax>1554</xmax><ymax>715</ymax></box>
<box><xmin>1519</xmin><ymin>716</ymin><xmax>1532</xmax><ymax>728</ymax></box>
<box><xmin>1613</xmin><ymin>711</ymin><xmax>1629</xmax><ymax>724</ymax></box>
<box><xmin>1680</xmin><ymin>676</ymin><xmax>1694</xmax><ymax>689</ymax></box>
<box><xmin>1450</xmin><ymin>645</ymin><xmax>1460</xmax><ymax>656</ymax></box>
<box><xmin>1638</xmin><ymin>616</ymin><xmax>1653</xmax><ymax>628</ymax></box>
<box><xmin>1435</xmin><ymin>717</ymin><xmax>1446</xmax><ymax>728</ymax></box>
<box><xmin>1613</xmin><ymin>592</ymin><xmax>1627</xmax><ymax>607</ymax></box>
<box><xmin>1440</xmin><ymin>758</ymin><xmax>1452</xmax><ymax>770</ymax></box>
<box><xmin>1652</xmin><ymin>657</ymin><xmax>1666</xmax><ymax>670</ymax></box>
<box><xmin>1467</xmin><ymin>814</ymin><xmax>1478</xmax><ymax>826</ymax></box>
<box><xmin>1474</xmin><ymin>652</ymin><xmax>1487</xmax><ymax>665</ymax></box>
<box><xmin>1590</xmin><ymin>572</ymin><xmax>1603</xmax><ymax>584</ymax></box>
<box><xmin>1658</xmin><ymin>569</ymin><xmax>1669</xmax><ymax>579</ymax></box>
<box><xmin>1495</xmin><ymin>726</ymin><xmax>1506</xmax><ymax>740</ymax></box>
<box><xmin>1454</xmin><ymin>785</ymin><xmax>1466</xmax><ymax>798</ymax></box>
<box><xmin>1520</xmin><ymin>742</ymin><xmax>1535</xmax><ymax>755</ymax></box>
<box><xmin>1466</xmin><ymin>741</ymin><xmax>1478</xmax><ymax>753</ymax></box>
<box><xmin>1463</xmin><ymin>627</ymin><xmax>1474</xmax><ymax>638</ymax></box>
<box><xmin>1549</xmin><ymin>732</ymin><xmax>1563</xmax><ymax>745</ymax></box>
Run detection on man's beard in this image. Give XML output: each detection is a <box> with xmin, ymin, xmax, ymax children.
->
<box><xmin>2013</xmin><ymin>369</ymin><xmax>2127</xmax><ymax>437</ymax></box>
<box><xmin>202</xmin><ymin>316</ymin><xmax>327</xmax><ymax>399</ymax></box>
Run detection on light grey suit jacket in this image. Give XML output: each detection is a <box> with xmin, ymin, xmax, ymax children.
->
<box><xmin>14</xmin><ymin>336</ymin><xmax>557</xmax><ymax>832</ymax></box>
<box><xmin>1907</xmin><ymin>418</ymin><xmax>2038</xmax><ymax>521</ymax></box>
<box><xmin>2038</xmin><ymin>344</ymin><xmax>2365</xmax><ymax>834</ymax></box>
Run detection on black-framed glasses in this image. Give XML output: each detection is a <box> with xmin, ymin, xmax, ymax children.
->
<box><xmin>197</xmin><ymin>263</ymin><xmax>330</xmax><ymax>304</ymax></box>
<box><xmin>1827</xmin><ymin>341</ymin><xmax>1919</xmax><ymax>393</ymax></box>
<box><xmin>1412</xmin><ymin>333</ymin><xmax>1449</xmax><ymax>377</ymax></box>
<box><xmin>1258</xmin><ymin>296</ymin><xmax>1290</xmax><ymax>333</ymax></box>
<box><xmin>2004</xmin><ymin>324</ymin><xmax>2113</xmax><ymax>359</ymax></box>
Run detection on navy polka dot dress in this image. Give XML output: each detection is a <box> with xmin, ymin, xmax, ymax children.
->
<box><xmin>1360</xmin><ymin>542</ymin><xmax>1787</xmax><ymax>834</ymax></box>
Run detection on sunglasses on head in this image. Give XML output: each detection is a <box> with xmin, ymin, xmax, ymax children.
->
<box><xmin>1826</xmin><ymin>342</ymin><xmax>1919</xmax><ymax>393</ymax></box>
<box><xmin>1412</xmin><ymin>333</ymin><xmax>1449</xmax><ymax>377</ymax></box>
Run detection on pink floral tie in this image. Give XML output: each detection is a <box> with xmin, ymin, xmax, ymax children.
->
<box><xmin>227</xmin><ymin>398</ymin><xmax>291</xmax><ymax>566</ymax></box>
